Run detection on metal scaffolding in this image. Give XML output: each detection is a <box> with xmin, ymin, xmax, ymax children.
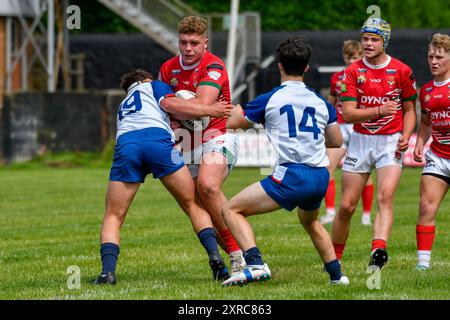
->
<box><xmin>3</xmin><ymin>0</ymin><xmax>56</xmax><ymax>93</ymax></box>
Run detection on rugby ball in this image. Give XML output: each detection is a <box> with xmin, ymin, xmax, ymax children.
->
<box><xmin>175</xmin><ymin>90</ymin><xmax>210</xmax><ymax>131</ymax></box>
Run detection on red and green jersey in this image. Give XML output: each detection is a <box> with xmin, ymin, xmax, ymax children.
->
<box><xmin>419</xmin><ymin>78</ymin><xmax>450</xmax><ymax>159</ymax></box>
<box><xmin>158</xmin><ymin>51</ymin><xmax>230</xmax><ymax>142</ymax></box>
<box><xmin>340</xmin><ymin>56</ymin><xmax>417</xmax><ymax>135</ymax></box>
<box><xmin>330</xmin><ymin>69</ymin><xmax>346</xmax><ymax>124</ymax></box>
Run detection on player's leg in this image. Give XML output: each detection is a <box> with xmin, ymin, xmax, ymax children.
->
<box><xmin>160</xmin><ymin>165</ymin><xmax>230</xmax><ymax>280</ymax></box>
<box><xmin>222</xmin><ymin>181</ymin><xmax>281</xmax><ymax>251</ymax></box>
<box><xmin>192</xmin><ymin>182</ymin><xmax>228</xmax><ymax>252</ymax></box>
<box><xmin>95</xmin><ymin>181</ymin><xmax>140</xmax><ymax>284</ymax></box>
<box><xmin>331</xmin><ymin>171</ymin><xmax>369</xmax><ymax>260</ymax></box>
<box><xmin>361</xmin><ymin>174</ymin><xmax>375</xmax><ymax>225</ymax></box>
<box><xmin>221</xmin><ymin>182</ymin><xmax>280</xmax><ymax>286</ymax></box>
<box><xmin>298</xmin><ymin>208</ymin><xmax>348</xmax><ymax>285</ymax></box>
<box><xmin>95</xmin><ymin>131</ymin><xmax>147</xmax><ymax>285</ymax></box>
<box><xmin>161</xmin><ymin>166</ymin><xmax>213</xmax><ymax>232</ymax></box>
<box><xmin>196</xmin><ymin>147</ymin><xmax>245</xmax><ymax>275</ymax></box>
<box><xmin>369</xmin><ymin>165</ymin><xmax>402</xmax><ymax>269</ymax></box>
<box><xmin>321</xmin><ymin>147</ymin><xmax>347</xmax><ymax>224</ymax></box>
<box><xmin>416</xmin><ymin>174</ymin><xmax>448</xmax><ymax>269</ymax></box>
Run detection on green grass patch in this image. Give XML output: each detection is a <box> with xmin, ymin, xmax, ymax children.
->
<box><xmin>0</xmin><ymin>167</ymin><xmax>448</xmax><ymax>299</ymax></box>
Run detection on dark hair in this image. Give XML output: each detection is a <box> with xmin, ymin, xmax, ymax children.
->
<box><xmin>276</xmin><ymin>37</ymin><xmax>311</xmax><ymax>76</ymax></box>
<box><xmin>120</xmin><ymin>68</ymin><xmax>153</xmax><ymax>92</ymax></box>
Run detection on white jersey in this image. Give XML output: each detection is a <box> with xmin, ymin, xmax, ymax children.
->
<box><xmin>244</xmin><ymin>80</ymin><xmax>337</xmax><ymax>167</ymax></box>
<box><xmin>116</xmin><ymin>80</ymin><xmax>175</xmax><ymax>140</ymax></box>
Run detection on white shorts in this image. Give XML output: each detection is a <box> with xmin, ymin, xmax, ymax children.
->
<box><xmin>182</xmin><ymin>133</ymin><xmax>239</xmax><ymax>178</ymax></box>
<box><xmin>422</xmin><ymin>149</ymin><xmax>450</xmax><ymax>183</ymax></box>
<box><xmin>342</xmin><ymin>131</ymin><xmax>403</xmax><ymax>173</ymax></box>
<box><xmin>339</xmin><ymin>123</ymin><xmax>353</xmax><ymax>150</ymax></box>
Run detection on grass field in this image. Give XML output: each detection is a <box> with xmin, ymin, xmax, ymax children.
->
<box><xmin>0</xmin><ymin>166</ymin><xmax>449</xmax><ymax>300</ymax></box>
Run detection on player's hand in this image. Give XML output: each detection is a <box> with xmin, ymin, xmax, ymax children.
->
<box><xmin>397</xmin><ymin>134</ymin><xmax>410</xmax><ymax>152</ymax></box>
<box><xmin>379</xmin><ymin>101</ymin><xmax>398</xmax><ymax>117</ymax></box>
<box><xmin>413</xmin><ymin>144</ymin><xmax>424</xmax><ymax>163</ymax></box>
<box><xmin>170</xmin><ymin>119</ymin><xmax>182</xmax><ymax>130</ymax></box>
<box><xmin>211</xmin><ymin>102</ymin><xmax>233</xmax><ymax>118</ymax></box>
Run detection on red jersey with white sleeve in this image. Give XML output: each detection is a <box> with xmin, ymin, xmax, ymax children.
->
<box><xmin>419</xmin><ymin>78</ymin><xmax>450</xmax><ymax>159</ymax></box>
<box><xmin>330</xmin><ymin>69</ymin><xmax>346</xmax><ymax>124</ymax></box>
<box><xmin>340</xmin><ymin>56</ymin><xmax>417</xmax><ymax>135</ymax></box>
<box><xmin>158</xmin><ymin>50</ymin><xmax>231</xmax><ymax>143</ymax></box>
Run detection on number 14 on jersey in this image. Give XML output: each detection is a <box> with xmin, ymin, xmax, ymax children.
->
<box><xmin>280</xmin><ymin>105</ymin><xmax>320</xmax><ymax>139</ymax></box>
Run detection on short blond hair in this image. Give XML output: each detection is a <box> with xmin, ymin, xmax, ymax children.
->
<box><xmin>429</xmin><ymin>33</ymin><xmax>450</xmax><ymax>52</ymax></box>
<box><xmin>342</xmin><ymin>40</ymin><xmax>362</xmax><ymax>58</ymax></box>
<box><xmin>177</xmin><ymin>16</ymin><xmax>207</xmax><ymax>36</ymax></box>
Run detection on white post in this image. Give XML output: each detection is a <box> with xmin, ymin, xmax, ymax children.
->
<box><xmin>47</xmin><ymin>0</ymin><xmax>55</xmax><ymax>92</ymax></box>
<box><xmin>226</xmin><ymin>0</ymin><xmax>239</xmax><ymax>96</ymax></box>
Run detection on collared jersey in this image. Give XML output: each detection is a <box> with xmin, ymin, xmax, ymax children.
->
<box><xmin>116</xmin><ymin>81</ymin><xmax>175</xmax><ymax>140</ymax></box>
<box><xmin>158</xmin><ymin>51</ymin><xmax>230</xmax><ymax>143</ymax></box>
<box><xmin>244</xmin><ymin>80</ymin><xmax>337</xmax><ymax>167</ymax></box>
<box><xmin>419</xmin><ymin>78</ymin><xmax>450</xmax><ymax>159</ymax></box>
<box><xmin>340</xmin><ymin>56</ymin><xmax>417</xmax><ymax>135</ymax></box>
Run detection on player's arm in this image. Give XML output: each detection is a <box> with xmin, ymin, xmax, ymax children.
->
<box><xmin>226</xmin><ymin>104</ymin><xmax>252</xmax><ymax>129</ymax></box>
<box><xmin>190</xmin><ymin>85</ymin><xmax>221</xmax><ymax>105</ymax></box>
<box><xmin>413</xmin><ymin>112</ymin><xmax>432</xmax><ymax>162</ymax></box>
<box><xmin>397</xmin><ymin>99</ymin><xmax>417</xmax><ymax>151</ymax></box>
<box><xmin>341</xmin><ymin>67</ymin><xmax>397</xmax><ymax>123</ymax></box>
<box><xmin>160</xmin><ymin>97</ymin><xmax>232</xmax><ymax>120</ymax></box>
<box><xmin>151</xmin><ymin>80</ymin><xmax>231</xmax><ymax>120</ymax></box>
<box><xmin>342</xmin><ymin>100</ymin><xmax>398</xmax><ymax>123</ymax></box>
<box><xmin>325</xmin><ymin>123</ymin><xmax>343</xmax><ymax>148</ymax></box>
<box><xmin>397</xmin><ymin>69</ymin><xmax>418</xmax><ymax>151</ymax></box>
<box><xmin>324</xmin><ymin>100</ymin><xmax>342</xmax><ymax>148</ymax></box>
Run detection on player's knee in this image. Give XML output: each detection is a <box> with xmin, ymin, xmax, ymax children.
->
<box><xmin>339</xmin><ymin>199</ymin><xmax>357</xmax><ymax>217</ymax></box>
<box><xmin>196</xmin><ymin>180</ymin><xmax>221</xmax><ymax>199</ymax></box>
<box><xmin>179</xmin><ymin>197</ymin><xmax>198</xmax><ymax>214</ymax></box>
<box><xmin>104</xmin><ymin>208</ymin><xmax>127</xmax><ymax>225</ymax></box>
<box><xmin>377</xmin><ymin>189</ymin><xmax>394</xmax><ymax>206</ymax></box>
<box><xmin>419</xmin><ymin>198</ymin><xmax>438</xmax><ymax>218</ymax></box>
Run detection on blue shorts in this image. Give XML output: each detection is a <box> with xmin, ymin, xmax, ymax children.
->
<box><xmin>109</xmin><ymin>127</ymin><xmax>185</xmax><ymax>183</ymax></box>
<box><xmin>260</xmin><ymin>163</ymin><xmax>329</xmax><ymax>211</ymax></box>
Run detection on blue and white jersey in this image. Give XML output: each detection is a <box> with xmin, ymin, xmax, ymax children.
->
<box><xmin>244</xmin><ymin>80</ymin><xmax>337</xmax><ymax>167</ymax></box>
<box><xmin>116</xmin><ymin>80</ymin><xmax>175</xmax><ymax>140</ymax></box>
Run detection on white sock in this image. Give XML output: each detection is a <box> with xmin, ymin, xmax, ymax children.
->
<box><xmin>417</xmin><ymin>250</ymin><xmax>431</xmax><ymax>267</ymax></box>
<box><xmin>326</xmin><ymin>208</ymin><xmax>336</xmax><ymax>216</ymax></box>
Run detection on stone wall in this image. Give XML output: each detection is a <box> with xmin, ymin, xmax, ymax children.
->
<box><xmin>1</xmin><ymin>90</ymin><xmax>124</xmax><ymax>163</ymax></box>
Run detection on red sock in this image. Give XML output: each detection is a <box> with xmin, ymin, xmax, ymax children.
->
<box><xmin>416</xmin><ymin>225</ymin><xmax>436</xmax><ymax>251</ymax></box>
<box><xmin>333</xmin><ymin>242</ymin><xmax>346</xmax><ymax>260</ymax></box>
<box><xmin>219</xmin><ymin>229</ymin><xmax>241</xmax><ymax>254</ymax></box>
<box><xmin>325</xmin><ymin>180</ymin><xmax>336</xmax><ymax>210</ymax></box>
<box><xmin>371</xmin><ymin>239</ymin><xmax>387</xmax><ymax>252</ymax></box>
<box><xmin>362</xmin><ymin>183</ymin><xmax>374</xmax><ymax>214</ymax></box>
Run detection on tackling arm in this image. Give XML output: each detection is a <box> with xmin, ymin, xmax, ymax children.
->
<box><xmin>160</xmin><ymin>97</ymin><xmax>232</xmax><ymax>120</ymax></box>
<box><xmin>226</xmin><ymin>104</ymin><xmax>253</xmax><ymax>129</ymax></box>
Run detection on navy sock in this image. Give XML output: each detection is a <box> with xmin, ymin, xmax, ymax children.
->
<box><xmin>325</xmin><ymin>259</ymin><xmax>342</xmax><ymax>281</ymax></box>
<box><xmin>244</xmin><ymin>247</ymin><xmax>264</xmax><ymax>266</ymax></box>
<box><xmin>100</xmin><ymin>242</ymin><xmax>120</xmax><ymax>274</ymax></box>
<box><xmin>197</xmin><ymin>228</ymin><xmax>219</xmax><ymax>256</ymax></box>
